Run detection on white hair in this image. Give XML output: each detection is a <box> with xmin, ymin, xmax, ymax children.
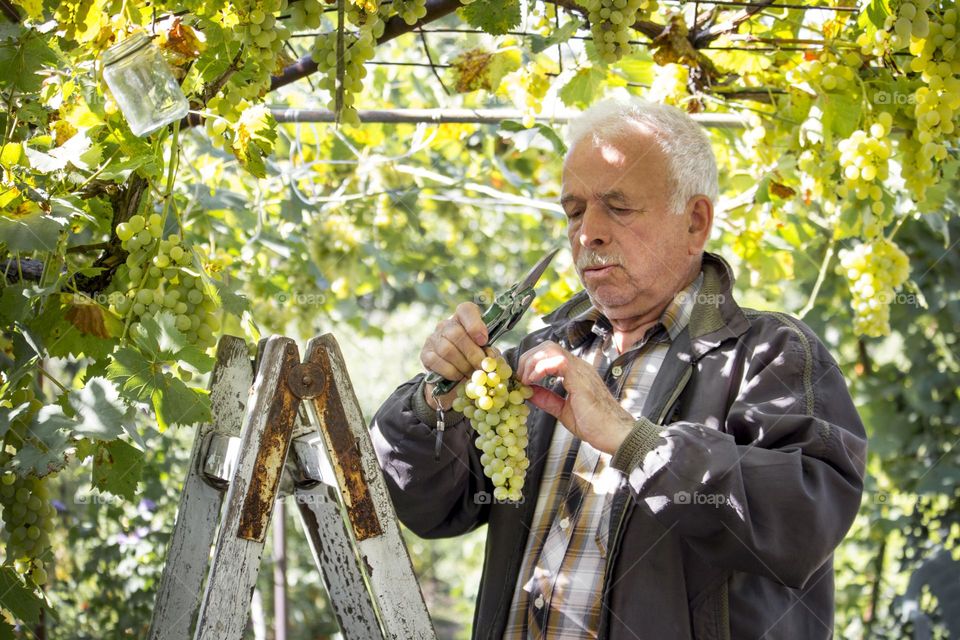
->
<box><xmin>566</xmin><ymin>97</ymin><xmax>719</xmax><ymax>214</ymax></box>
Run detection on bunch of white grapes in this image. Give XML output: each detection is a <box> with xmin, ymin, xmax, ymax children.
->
<box><xmin>451</xmin><ymin>355</ymin><xmax>533</xmax><ymax>503</ymax></box>
<box><xmin>836</xmin><ymin>114</ymin><xmax>893</xmax><ymax>211</ymax></box>
<box><xmin>391</xmin><ymin>0</ymin><xmax>427</xmax><ymax>25</ymax></box>
<box><xmin>112</xmin><ymin>214</ymin><xmax>220</xmax><ymax>349</ymax></box>
<box><xmin>839</xmin><ymin>237</ymin><xmax>911</xmax><ymax>337</ymax></box>
<box><xmin>581</xmin><ymin>0</ymin><xmax>657</xmax><ymax>64</ymax></box>
<box><xmin>0</xmin><ymin>472</ymin><xmax>55</xmax><ymax>585</ymax></box>
<box><xmin>287</xmin><ymin>0</ymin><xmax>325</xmax><ymax>31</ymax></box>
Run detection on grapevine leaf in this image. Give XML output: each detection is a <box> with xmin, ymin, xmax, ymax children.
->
<box><xmin>13</xmin><ymin>0</ymin><xmax>43</xmax><ymax>20</ymax></box>
<box><xmin>0</xmin><ymin>404</ymin><xmax>33</xmax><ymax>440</ymax></box>
<box><xmin>860</xmin><ymin>0</ymin><xmax>891</xmax><ymax>29</ymax></box>
<box><xmin>67</xmin><ymin>377</ymin><xmax>136</xmax><ymax>442</ymax></box>
<box><xmin>211</xmin><ymin>279</ymin><xmax>251</xmax><ymax>318</ymax></box>
<box><xmin>449</xmin><ymin>48</ymin><xmax>521</xmax><ymax>93</ymax></box>
<box><xmin>92</xmin><ymin>439</ymin><xmax>144</xmax><ymax>501</ymax></box>
<box><xmin>0</xmin><ymin>286</ymin><xmax>30</xmax><ymax>325</ymax></box>
<box><xmin>0</xmin><ymin>29</ymin><xmax>57</xmax><ymax>93</ymax></box>
<box><xmin>459</xmin><ymin>0</ymin><xmax>521</xmax><ymax>36</ymax></box>
<box><xmin>0</xmin><ymin>567</ymin><xmax>42</xmax><ymax>625</ymax></box>
<box><xmin>153</xmin><ymin>375</ymin><xmax>211</xmax><ymax>430</ymax></box>
<box><xmin>822</xmin><ymin>92</ymin><xmax>861</xmax><ymax>138</ymax></box>
<box><xmin>231</xmin><ymin>105</ymin><xmax>277</xmax><ymax>179</ymax></box>
<box><xmin>27</xmin><ymin>295</ymin><xmax>117</xmax><ymax>359</ymax></box>
<box><xmin>559</xmin><ymin>66</ymin><xmax>606</xmax><ymax>109</ymax></box>
<box><xmin>530</xmin><ymin>19</ymin><xmax>581</xmax><ymax>53</ymax></box>
<box><xmin>11</xmin><ymin>406</ymin><xmax>75</xmax><ymax>477</ymax></box>
<box><xmin>106</xmin><ymin>347</ymin><xmax>160</xmax><ymax>402</ymax></box>
<box><xmin>0</xmin><ymin>206</ymin><xmax>65</xmax><ymax>252</ymax></box>
<box><xmin>130</xmin><ymin>312</ymin><xmax>214</xmax><ymax>371</ymax></box>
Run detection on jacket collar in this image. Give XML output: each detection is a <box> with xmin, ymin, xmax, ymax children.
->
<box><xmin>541</xmin><ymin>251</ymin><xmax>749</xmax><ymax>359</ymax></box>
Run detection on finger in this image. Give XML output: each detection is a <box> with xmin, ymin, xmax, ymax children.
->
<box><xmin>434</xmin><ymin>334</ymin><xmax>475</xmax><ymax>378</ymax></box>
<box><xmin>522</xmin><ymin>352</ymin><xmax>569</xmax><ymax>386</ymax></box>
<box><xmin>528</xmin><ymin>386</ymin><xmax>565</xmax><ymax>419</ymax></box>
<box><xmin>420</xmin><ymin>348</ymin><xmax>462</xmax><ymax>382</ymax></box>
<box><xmin>455</xmin><ymin>302</ymin><xmax>488</xmax><ymax>346</ymax></box>
<box><xmin>436</xmin><ymin>320</ymin><xmax>485</xmax><ymax>369</ymax></box>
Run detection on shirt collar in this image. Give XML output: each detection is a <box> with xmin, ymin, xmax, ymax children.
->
<box><xmin>564</xmin><ymin>272</ymin><xmax>704</xmax><ymax>349</ymax></box>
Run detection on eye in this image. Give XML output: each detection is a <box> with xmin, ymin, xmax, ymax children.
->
<box><xmin>606</xmin><ymin>205</ymin><xmax>632</xmax><ymax>215</ymax></box>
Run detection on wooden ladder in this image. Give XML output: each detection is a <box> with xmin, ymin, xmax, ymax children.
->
<box><xmin>147</xmin><ymin>334</ymin><xmax>436</xmax><ymax>640</ymax></box>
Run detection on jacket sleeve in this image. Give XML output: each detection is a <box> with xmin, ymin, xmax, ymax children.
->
<box><xmin>610</xmin><ymin>317</ymin><xmax>867</xmax><ymax>589</ymax></box>
<box><xmin>370</xmin><ymin>373</ymin><xmax>492</xmax><ymax>539</ymax></box>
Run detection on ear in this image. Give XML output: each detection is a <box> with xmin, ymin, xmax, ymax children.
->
<box><xmin>685</xmin><ymin>196</ymin><xmax>714</xmax><ymax>255</ymax></box>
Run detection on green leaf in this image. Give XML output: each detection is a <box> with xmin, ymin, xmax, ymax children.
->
<box><xmin>153</xmin><ymin>375</ymin><xmax>211</xmax><ymax>431</ymax></box>
<box><xmin>861</xmin><ymin>0</ymin><xmax>891</xmax><ymax>29</ymax></box>
<box><xmin>130</xmin><ymin>312</ymin><xmax>214</xmax><ymax>371</ymax></box>
<box><xmin>0</xmin><ymin>207</ymin><xmax>65</xmax><ymax>252</ymax></box>
<box><xmin>530</xmin><ymin>18</ymin><xmax>582</xmax><ymax>53</ymax></box>
<box><xmin>0</xmin><ymin>567</ymin><xmax>42</xmax><ymax>625</ymax></box>
<box><xmin>822</xmin><ymin>92</ymin><xmax>861</xmax><ymax>138</ymax></box>
<box><xmin>106</xmin><ymin>347</ymin><xmax>160</xmax><ymax>402</ymax></box>
<box><xmin>559</xmin><ymin>66</ymin><xmax>606</xmax><ymax>109</ymax></box>
<box><xmin>67</xmin><ymin>377</ymin><xmax>136</xmax><ymax>441</ymax></box>
<box><xmin>11</xmin><ymin>405</ymin><xmax>74</xmax><ymax>478</ymax></box>
<box><xmin>92</xmin><ymin>439</ymin><xmax>144</xmax><ymax>500</ymax></box>
<box><xmin>0</xmin><ymin>30</ymin><xmax>57</xmax><ymax>93</ymax></box>
<box><xmin>27</xmin><ymin>295</ymin><xmax>117</xmax><ymax>359</ymax></box>
<box><xmin>459</xmin><ymin>0</ymin><xmax>521</xmax><ymax>35</ymax></box>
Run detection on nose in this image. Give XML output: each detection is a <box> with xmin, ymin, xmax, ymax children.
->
<box><xmin>578</xmin><ymin>204</ymin><xmax>611</xmax><ymax>249</ymax></box>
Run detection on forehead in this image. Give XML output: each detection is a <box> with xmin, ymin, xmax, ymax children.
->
<box><xmin>561</xmin><ymin>130</ymin><xmax>669</xmax><ymax>195</ymax></box>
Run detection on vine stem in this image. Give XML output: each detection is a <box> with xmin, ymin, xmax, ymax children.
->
<box><xmin>798</xmin><ymin>235</ymin><xmax>836</xmax><ymax>319</ymax></box>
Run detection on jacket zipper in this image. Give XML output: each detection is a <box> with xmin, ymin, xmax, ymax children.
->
<box><xmin>598</xmin><ymin>364</ymin><xmax>693</xmax><ymax>637</ymax></box>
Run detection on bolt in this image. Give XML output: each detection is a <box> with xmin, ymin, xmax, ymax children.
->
<box><xmin>301</xmin><ymin>375</ymin><xmax>313</xmax><ymax>387</ymax></box>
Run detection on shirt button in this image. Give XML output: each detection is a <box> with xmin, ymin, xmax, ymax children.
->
<box><xmin>559</xmin><ymin>517</ymin><xmax>570</xmax><ymax>530</ymax></box>
<box><xmin>534</xmin><ymin>595</ymin><xmax>545</xmax><ymax>609</ymax></box>
<box><xmin>611</xmin><ymin>365</ymin><xmax>623</xmax><ymax>378</ymax></box>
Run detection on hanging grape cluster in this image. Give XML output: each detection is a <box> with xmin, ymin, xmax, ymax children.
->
<box><xmin>582</xmin><ymin>0</ymin><xmax>658</xmax><ymax>64</ymax></box>
<box><xmin>0</xmin><ymin>388</ymin><xmax>55</xmax><ymax>587</ymax></box>
<box><xmin>110</xmin><ymin>214</ymin><xmax>220</xmax><ymax>349</ymax></box>
<box><xmin>839</xmin><ymin>238</ymin><xmax>912</xmax><ymax>337</ymax></box>
<box><xmin>452</xmin><ymin>355</ymin><xmax>533</xmax><ymax>503</ymax></box>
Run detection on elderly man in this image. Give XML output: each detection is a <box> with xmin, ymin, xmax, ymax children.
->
<box><xmin>371</xmin><ymin>98</ymin><xmax>867</xmax><ymax>639</ymax></box>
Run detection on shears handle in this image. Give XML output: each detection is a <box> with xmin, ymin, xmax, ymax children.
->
<box><xmin>424</xmin><ymin>299</ymin><xmax>508</xmax><ymax>397</ymax></box>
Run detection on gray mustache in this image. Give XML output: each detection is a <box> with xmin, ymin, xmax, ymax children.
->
<box><xmin>576</xmin><ymin>251</ymin><xmax>623</xmax><ymax>271</ymax></box>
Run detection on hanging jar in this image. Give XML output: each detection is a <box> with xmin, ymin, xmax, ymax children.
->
<box><xmin>101</xmin><ymin>32</ymin><xmax>190</xmax><ymax>137</ymax></box>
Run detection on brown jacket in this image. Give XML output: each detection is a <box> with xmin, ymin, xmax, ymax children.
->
<box><xmin>370</xmin><ymin>252</ymin><xmax>867</xmax><ymax>639</ymax></box>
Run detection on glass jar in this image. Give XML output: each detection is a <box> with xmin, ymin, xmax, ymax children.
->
<box><xmin>101</xmin><ymin>32</ymin><xmax>189</xmax><ymax>137</ymax></box>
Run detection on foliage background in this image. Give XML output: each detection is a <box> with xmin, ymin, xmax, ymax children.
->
<box><xmin>0</xmin><ymin>0</ymin><xmax>959</xmax><ymax>637</ymax></box>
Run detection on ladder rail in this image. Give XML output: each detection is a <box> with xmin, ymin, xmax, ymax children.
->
<box><xmin>148</xmin><ymin>336</ymin><xmax>253</xmax><ymax>640</ymax></box>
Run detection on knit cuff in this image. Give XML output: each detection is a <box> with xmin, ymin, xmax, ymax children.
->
<box><xmin>610</xmin><ymin>417</ymin><xmax>663</xmax><ymax>473</ymax></box>
<box><xmin>411</xmin><ymin>378</ymin><xmax>465</xmax><ymax>430</ymax></box>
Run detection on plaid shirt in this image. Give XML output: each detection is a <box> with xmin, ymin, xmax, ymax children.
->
<box><xmin>502</xmin><ymin>274</ymin><xmax>702</xmax><ymax>639</ymax></box>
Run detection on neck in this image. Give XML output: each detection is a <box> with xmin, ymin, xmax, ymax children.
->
<box><xmin>605</xmin><ymin>261</ymin><xmax>702</xmax><ymax>354</ymax></box>
<box><xmin>608</xmin><ymin>307</ymin><xmax>668</xmax><ymax>354</ymax></box>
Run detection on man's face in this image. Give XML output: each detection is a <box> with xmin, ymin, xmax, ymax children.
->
<box><xmin>561</xmin><ymin>128</ymin><xmax>701</xmax><ymax>322</ymax></box>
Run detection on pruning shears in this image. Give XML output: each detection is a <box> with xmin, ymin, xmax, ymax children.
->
<box><xmin>426</xmin><ymin>247</ymin><xmax>560</xmax><ymax>460</ymax></box>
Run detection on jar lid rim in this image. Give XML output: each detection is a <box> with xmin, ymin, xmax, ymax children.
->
<box><xmin>102</xmin><ymin>32</ymin><xmax>152</xmax><ymax>65</ymax></box>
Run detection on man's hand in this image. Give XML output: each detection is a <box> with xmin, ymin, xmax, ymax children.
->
<box><xmin>421</xmin><ymin>302</ymin><xmax>489</xmax><ymax>410</ymax></box>
<box><xmin>517</xmin><ymin>341</ymin><xmax>636</xmax><ymax>454</ymax></box>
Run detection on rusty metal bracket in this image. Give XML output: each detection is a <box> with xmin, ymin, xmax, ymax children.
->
<box><xmin>287</xmin><ymin>362</ymin><xmax>326</xmax><ymax>399</ymax></box>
